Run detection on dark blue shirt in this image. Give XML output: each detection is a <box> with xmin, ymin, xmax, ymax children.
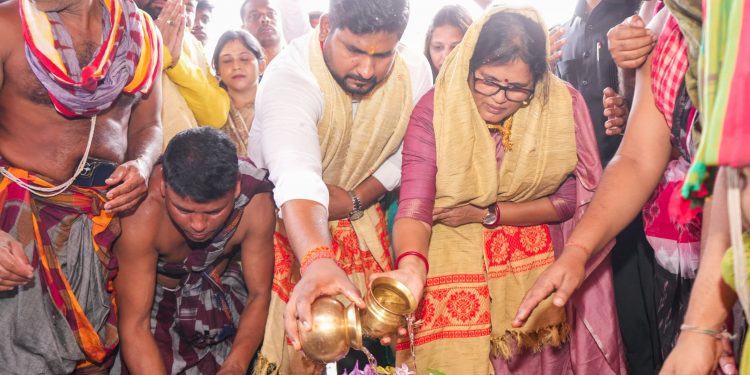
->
<box><xmin>556</xmin><ymin>0</ymin><xmax>640</xmax><ymax>165</ymax></box>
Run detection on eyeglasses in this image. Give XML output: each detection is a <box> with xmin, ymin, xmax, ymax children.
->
<box><xmin>472</xmin><ymin>74</ymin><xmax>534</xmax><ymax>103</ymax></box>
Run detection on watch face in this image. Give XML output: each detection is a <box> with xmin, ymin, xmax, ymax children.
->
<box><xmin>483</xmin><ymin>212</ymin><xmax>497</xmax><ymax>225</ymax></box>
<box><xmin>349</xmin><ymin>210</ymin><xmax>365</xmax><ymax>221</ymax></box>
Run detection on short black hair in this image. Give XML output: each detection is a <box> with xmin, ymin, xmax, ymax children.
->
<box><xmin>469</xmin><ymin>12</ymin><xmax>548</xmax><ymax>84</ymax></box>
<box><xmin>328</xmin><ymin>0</ymin><xmax>409</xmax><ymax>37</ymax></box>
<box><xmin>309</xmin><ymin>10</ymin><xmax>323</xmax><ymax>22</ymax></box>
<box><xmin>196</xmin><ymin>0</ymin><xmax>213</xmax><ymax>11</ymax></box>
<box><xmin>162</xmin><ymin>128</ymin><xmax>239</xmax><ymax>203</ymax></box>
<box><xmin>240</xmin><ymin>0</ymin><xmax>273</xmax><ymax>22</ymax></box>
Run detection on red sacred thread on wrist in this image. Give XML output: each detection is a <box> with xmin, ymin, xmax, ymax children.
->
<box><xmin>300</xmin><ymin>245</ymin><xmax>336</xmax><ymax>275</ymax></box>
<box><xmin>396</xmin><ymin>251</ymin><xmax>429</xmax><ymax>274</ymax></box>
<box><xmin>565</xmin><ymin>241</ymin><xmax>592</xmax><ymax>255</ymax></box>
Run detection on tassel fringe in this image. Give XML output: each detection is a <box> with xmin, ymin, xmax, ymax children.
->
<box><xmin>490</xmin><ymin>321</ymin><xmax>571</xmax><ymax>360</ymax></box>
<box><xmin>251</xmin><ymin>353</ymin><xmax>279</xmax><ymax>375</ymax></box>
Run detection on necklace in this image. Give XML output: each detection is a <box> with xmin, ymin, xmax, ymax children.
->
<box><xmin>225</xmin><ymin>102</ymin><xmax>253</xmax><ymax>156</ymax></box>
<box><xmin>487</xmin><ymin>116</ymin><xmax>513</xmax><ymax>151</ymax></box>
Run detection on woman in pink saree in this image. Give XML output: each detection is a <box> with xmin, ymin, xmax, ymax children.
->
<box><xmin>371</xmin><ymin>6</ymin><xmax>626</xmax><ymax>375</ymax></box>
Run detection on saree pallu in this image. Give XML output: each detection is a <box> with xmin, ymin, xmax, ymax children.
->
<box><xmin>0</xmin><ymin>163</ymin><xmax>119</xmax><ymax>374</ymax></box>
<box><xmin>255</xmin><ymin>205</ymin><xmax>393</xmax><ymax>375</ymax></box>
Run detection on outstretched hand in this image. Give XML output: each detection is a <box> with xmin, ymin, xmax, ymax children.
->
<box><xmin>367</xmin><ymin>256</ymin><xmax>428</xmax><ymax>345</ymax></box>
<box><xmin>513</xmin><ymin>246</ymin><xmax>587</xmax><ymax>327</ymax></box>
<box><xmin>284</xmin><ymin>259</ymin><xmax>365</xmax><ymax>350</ymax></box>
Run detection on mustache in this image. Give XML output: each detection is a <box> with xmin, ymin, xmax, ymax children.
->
<box><xmin>345</xmin><ymin>74</ymin><xmax>376</xmax><ymax>85</ymax></box>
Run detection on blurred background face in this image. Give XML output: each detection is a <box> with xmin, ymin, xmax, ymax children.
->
<box><xmin>470</xmin><ymin>60</ymin><xmax>534</xmax><ymax>124</ymax></box>
<box><xmin>192</xmin><ymin>4</ymin><xmax>213</xmax><ymax>44</ymax></box>
<box><xmin>428</xmin><ymin>24</ymin><xmax>464</xmax><ymax>73</ymax></box>
<box><xmin>136</xmin><ymin>0</ymin><xmax>194</xmax><ymax>23</ymax></box>
<box><xmin>202</xmin><ymin>1</ymin><xmax>578</xmax><ymax>74</ymax></box>
<box><xmin>135</xmin><ymin>0</ymin><xmax>164</xmax><ymax>19</ymax></box>
<box><xmin>322</xmin><ymin>27</ymin><xmax>399</xmax><ymax>97</ymax></box>
<box><xmin>242</xmin><ymin>0</ymin><xmax>281</xmax><ymax>48</ymax></box>
<box><xmin>183</xmin><ymin>0</ymin><xmax>195</xmax><ymax>28</ymax></box>
<box><xmin>308</xmin><ymin>11</ymin><xmax>322</xmax><ymax>29</ymax></box>
<box><xmin>217</xmin><ymin>39</ymin><xmax>261</xmax><ymax>93</ymax></box>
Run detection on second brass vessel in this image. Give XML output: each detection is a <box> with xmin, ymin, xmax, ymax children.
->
<box><xmin>298</xmin><ymin>277</ymin><xmax>418</xmax><ymax>363</ymax></box>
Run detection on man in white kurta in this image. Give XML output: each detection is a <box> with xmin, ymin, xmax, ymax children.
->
<box><xmin>248</xmin><ymin>0</ymin><xmax>431</xmax><ymax>372</ymax></box>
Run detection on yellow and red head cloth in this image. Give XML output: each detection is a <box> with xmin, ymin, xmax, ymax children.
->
<box><xmin>19</xmin><ymin>0</ymin><xmax>161</xmax><ymax>117</ymax></box>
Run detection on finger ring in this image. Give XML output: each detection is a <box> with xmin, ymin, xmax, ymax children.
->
<box><xmin>166</xmin><ymin>19</ymin><xmax>175</xmax><ymax>26</ymax></box>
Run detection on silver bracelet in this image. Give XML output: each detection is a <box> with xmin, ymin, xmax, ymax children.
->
<box><xmin>680</xmin><ymin>324</ymin><xmax>736</xmax><ymax>340</ymax></box>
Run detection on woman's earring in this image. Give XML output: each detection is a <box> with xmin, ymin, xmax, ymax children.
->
<box><xmin>522</xmin><ymin>100</ymin><xmax>529</xmax><ymax>106</ymax></box>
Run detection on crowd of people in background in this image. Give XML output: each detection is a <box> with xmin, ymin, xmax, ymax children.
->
<box><xmin>1</xmin><ymin>0</ymin><xmax>749</xmax><ymax>374</ymax></box>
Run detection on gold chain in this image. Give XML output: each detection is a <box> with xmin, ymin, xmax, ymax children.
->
<box><xmin>487</xmin><ymin>116</ymin><xmax>513</xmax><ymax>151</ymax></box>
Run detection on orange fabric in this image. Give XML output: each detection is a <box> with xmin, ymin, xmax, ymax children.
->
<box><xmin>1</xmin><ymin>166</ymin><xmax>119</xmax><ymax>367</ymax></box>
<box><xmin>260</xmin><ymin>205</ymin><xmax>393</xmax><ymax>374</ymax></box>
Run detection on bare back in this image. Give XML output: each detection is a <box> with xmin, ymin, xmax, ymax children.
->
<box><xmin>0</xmin><ymin>0</ymin><xmax>150</xmax><ymax>181</ymax></box>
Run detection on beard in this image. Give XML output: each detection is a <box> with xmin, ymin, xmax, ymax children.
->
<box><xmin>322</xmin><ymin>43</ymin><xmax>379</xmax><ymax>96</ymax></box>
<box><xmin>333</xmin><ymin>73</ymin><xmax>378</xmax><ymax>96</ymax></box>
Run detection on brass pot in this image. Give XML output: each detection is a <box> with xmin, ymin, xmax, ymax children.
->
<box><xmin>360</xmin><ymin>277</ymin><xmax>418</xmax><ymax>338</ymax></box>
<box><xmin>298</xmin><ymin>296</ymin><xmax>363</xmax><ymax>363</ymax></box>
<box><xmin>299</xmin><ymin>277</ymin><xmax>417</xmax><ymax>363</ymax></box>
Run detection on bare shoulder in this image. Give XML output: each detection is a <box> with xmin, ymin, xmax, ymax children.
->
<box><xmin>0</xmin><ymin>1</ymin><xmax>18</xmax><ymax>30</ymax></box>
<box><xmin>239</xmin><ymin>192</ymin><xmax>276</xmax><ymax>239</ymax></box>
<box><xmin>119</xmin><ymin>167</ymin><xmax>165</xmax><ymax>237</ymax></box>
<box><xmin>0</xmin><ymin>1</ymin><xmax>20</xmax><ymax>61</ymax></box>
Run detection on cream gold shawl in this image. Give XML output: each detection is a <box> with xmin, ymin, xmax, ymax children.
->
<box><xmin>309</xmin><ymin>29</ymin><xmax>412</xmax><ymax>273</ymax></box>
<box><xmin>406</xmin><ymin>6</ymin><xmax>578</xmax><ymax>374</ymax></box>
<box><xmin>433</xmin><ymin>7</ymin><xmax>577</xmax><ymax>207</ymax></box>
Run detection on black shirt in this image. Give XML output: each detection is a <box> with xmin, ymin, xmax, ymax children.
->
<box><xmin>556</xmin><ymin>0</ymin><xmax>640</xmax><ymax>165</ymax></box>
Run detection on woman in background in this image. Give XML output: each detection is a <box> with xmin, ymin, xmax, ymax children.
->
<box><xmin>424</xmin><ymin>4</ymin><xmax>472</xmax><ymax>79</ymax></box>
<box><xmin>212</xmin><ymin>30</ymin><xmax>265</xmax><ymax>155</ymax></box>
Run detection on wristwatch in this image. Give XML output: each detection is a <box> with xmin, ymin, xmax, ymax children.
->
<box><xmin>347</xmin><ymin>190</ymin><xmax>364</xmax><ymax>221</ymax></box>
<box><xmin>482</xmin><ymin>204</ymin><xmax>500</xmax><ymax>228</ymax></box>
